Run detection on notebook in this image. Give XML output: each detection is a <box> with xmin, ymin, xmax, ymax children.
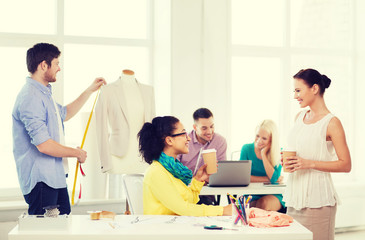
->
<box><xmin>208</xmin><ymin>160</ymin><xmax>252</xmax><ymax>187</ymax></box>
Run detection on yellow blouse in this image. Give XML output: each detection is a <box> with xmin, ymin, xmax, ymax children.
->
<box><xmin>143</xmin><ymin>161</ymin><xmax>223</xmax><ymax>216</ymax></box>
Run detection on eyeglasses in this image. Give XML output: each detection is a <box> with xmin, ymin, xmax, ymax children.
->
<box><xmin>170</xmin><ymin>132</ymin><xmax>188</xmax><ymax>138</ymax></box>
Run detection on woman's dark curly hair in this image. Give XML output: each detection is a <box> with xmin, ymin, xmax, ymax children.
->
<box><xmin>138</xmin><ymin>116</ymin><xmax>179</xmax><ymax>164</ymax></box>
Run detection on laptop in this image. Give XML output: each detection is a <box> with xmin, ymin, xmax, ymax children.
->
<box><xmin>208</xmin><ymin>160</ymin><xmax>252</xmax><ymax>187</ymax></box>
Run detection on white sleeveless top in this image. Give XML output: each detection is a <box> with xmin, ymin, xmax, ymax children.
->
<box><xmin>283</xmin><ymin>110</ymin><xmax>339</xmax><ymax>210</ymax></box>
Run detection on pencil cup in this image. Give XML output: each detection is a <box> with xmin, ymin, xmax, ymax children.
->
<box><xmin>231</xmin><ymin>203</ymin><xmax>242</xmax><ymax>226</ymax></box>
<box><xmin>231</xmin><ymin>203</ymin><xmax>249</xmax><ymax>227</ymax></box>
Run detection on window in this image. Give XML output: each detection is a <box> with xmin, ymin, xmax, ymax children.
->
<box><xmin>64</xmin><ymin>0</ymin><xmax>148</xmax><ymax>39</ymax></box>
<box><xmin>231</xmin><ymin>0</ymin><xmax>285</xmax><ymax>46</ymax></box>
<box><xmin>231</xmin><ymin>0</ymin><xmax>356</xmax><ymax>182</ymax></box>
<box><xmin>0</xmin><ymin>0</ymin><xmax>153</xmax><ymax>198</ymax></box>
<box><xmin>0</xmin><ymin>0</ymin><xmax>56</xmax><ymax>35</ymax></box>
<box><xmin>231</xmin><ymin>56</ymin><xmax>282</xmax><ymax>152</ymax></box>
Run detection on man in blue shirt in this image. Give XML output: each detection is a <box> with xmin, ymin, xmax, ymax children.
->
<box><xmin>12</xmin><ymin>43</ymin><xmax>106</xmax><ymax>215</ymax></box>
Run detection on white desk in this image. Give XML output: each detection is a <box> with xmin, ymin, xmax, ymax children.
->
<box><xmin>9</xmin><ymin>215</ymin><xmax>312</xmax><ymax>240</ymax></box>
<box><xmin>200</xmin><ymin>182</ymin><xmax>286</xmax><ymax>196</ymax></box>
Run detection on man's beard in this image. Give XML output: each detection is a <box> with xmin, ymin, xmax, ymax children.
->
<box><xmin>44</xmin><ymin>70</ymin><xmax>56</xmax><ymax>83</ymax></box>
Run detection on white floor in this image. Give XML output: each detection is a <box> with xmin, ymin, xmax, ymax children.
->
<box><xmin>335</xmin><ymin>230</ymin><xmax>365</xmax><ymax>240</ymax></box>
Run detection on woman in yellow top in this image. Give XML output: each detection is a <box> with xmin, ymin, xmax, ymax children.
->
<box><xmin>138</xmin><ymin>116</ymin><xmax>232</xmax><ymax>216</ymax></box>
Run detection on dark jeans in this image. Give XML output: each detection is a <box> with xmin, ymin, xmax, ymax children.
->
<box><xmin>24</xmin><ymin>182</ymin><xmax>71</xmax><ymax>215</ymax></box>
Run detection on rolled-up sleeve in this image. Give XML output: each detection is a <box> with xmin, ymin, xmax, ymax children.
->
<box><xmin>19</xmin><ymin>96</ymin><xmax>50</xmax><ymax>146</ymax></box>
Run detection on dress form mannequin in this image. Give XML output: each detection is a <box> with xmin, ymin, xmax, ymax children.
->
<box><xmin>95</xmin><ymin>69</ymin><xmax>155</xmax><ymax>175</ymax></box>
<box><xmin>109</xmin><ymin>70</ymin><xmax>147</xmax><ymax>173</ymax></box>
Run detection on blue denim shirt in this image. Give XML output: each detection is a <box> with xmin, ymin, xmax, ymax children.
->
<box><xmin>12</xmin><ymin>77</ymin><xmax>67</xmax><ymax>195</ymax></box>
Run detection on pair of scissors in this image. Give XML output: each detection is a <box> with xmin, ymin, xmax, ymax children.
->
<box><xmin>204</xmin><ymin>225</ymin><xmax>238</xmax><ymax>231</ymax></box>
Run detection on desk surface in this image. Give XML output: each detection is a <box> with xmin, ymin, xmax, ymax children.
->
<box><xmin>9</xmin><ymin>215</ymin><xmax>312</xmax><ymax>240</ymax></box>
<box><xmin>200</xmin><ymin>182</ymin><xmax>286</xmax><ymax>195</ymax></box>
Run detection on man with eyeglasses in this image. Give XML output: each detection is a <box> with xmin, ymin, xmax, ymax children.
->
<box><xmin>177</xmin><ymin>108</ymin><xmax>227</xmax><ymax>205</ymax></box>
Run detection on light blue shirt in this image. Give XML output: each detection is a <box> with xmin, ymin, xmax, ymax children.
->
<box><xmin>12</xmin><ymin>77</ymin><xmax>67</xmax><ymax>195</ymax></box>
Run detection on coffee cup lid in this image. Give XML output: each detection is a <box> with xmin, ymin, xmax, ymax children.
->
<box><xmin>202</xmin><ymin>149</ymin><xmax>216</xmax><ymax>153</ymax></box>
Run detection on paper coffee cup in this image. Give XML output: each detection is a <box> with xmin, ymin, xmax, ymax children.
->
<box><xmin>202</xmin><ymin>149</ymin><xmax>217</xmax><ymax>174</ymax></box>
<box><xmin>282</xmin><ymin>150</ymin><xmax>296</xmax><ymax>173</ymax></box>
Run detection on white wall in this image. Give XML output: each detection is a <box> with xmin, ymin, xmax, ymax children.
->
<box><xmin>171</xmin><ymin>0</ymin><xmax>230</xmax><ymax>152</ymax></box>
<box><xmin>354</xmin><ymin>0</ymin><xmax>365</xmax><ymax>182</ymax></box>
<box><xmin>171</xmin><ymin>0</ymin><xmax>204</xmax><ymax>125</ymax></box>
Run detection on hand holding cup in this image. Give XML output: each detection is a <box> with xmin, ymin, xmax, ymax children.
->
<box><xmin>202</xmin><ymin>149</ymin><xmax>217</xmax><ymax>174</ymax></box>
<box><xmin>282</xmin><ymin>150</ymin><xmax>296</xmax><ymax>173</ymax></box>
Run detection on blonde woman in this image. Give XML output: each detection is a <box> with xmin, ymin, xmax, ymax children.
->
<box><xmin>240</xmin><ymin>119</ymin><xmax>284</xmax><ymax>211</ymax></box>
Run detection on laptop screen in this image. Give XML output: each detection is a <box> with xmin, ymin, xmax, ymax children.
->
<box><xmin>208</xmin><ymin>160</ymin><xmax>252</xmax><ymax>187</ymax></box>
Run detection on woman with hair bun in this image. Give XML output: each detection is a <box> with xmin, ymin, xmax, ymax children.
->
<box><xmin>283</xmin><ymin>68</ymin><xmax>351</xmax><ymax>240</ymax></box>
<box><xmin>138</xmin><ymin>116</ymin><xmax>232</xmax><ymax>216</ymax></box>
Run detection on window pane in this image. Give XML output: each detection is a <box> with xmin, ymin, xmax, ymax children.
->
<box><xmin>0</xmin><ymin>0</ymin><xmax>56</xmax><ymax>34</ymax></box>
<box><xmin>290</xmin><ymin>0</ymin><xmax>352</xmax><ymax>50</ymax></box>
<box><xmin>231</xmin><ymin>0</ymin><xmax>285</xmax><ymax>46</ymax></box>
<box><xmin>0</xmin><ymin>47</ymin><xmax>28</xmax><ymax>188</ymax></box>
<box><xmin>64</xmin><ymin>0</ymin><xmax>148</xmax><ymax>39</ymax></box>
<box><xmin>231</xmin><ymin>57</ymin><xmax>282</xmax><ymax>153</ymax></box>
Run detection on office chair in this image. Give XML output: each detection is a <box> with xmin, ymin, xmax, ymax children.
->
<box><xmin>122</xmin><ymin>174</ymin><xmax>144</xmax><ymax>215</ymax></box>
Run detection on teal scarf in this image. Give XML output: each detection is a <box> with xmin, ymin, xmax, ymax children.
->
<box><xmin>158</xmin><ymin>152</ymin><xmax>193</xmax><ymax>186</ymax></box>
